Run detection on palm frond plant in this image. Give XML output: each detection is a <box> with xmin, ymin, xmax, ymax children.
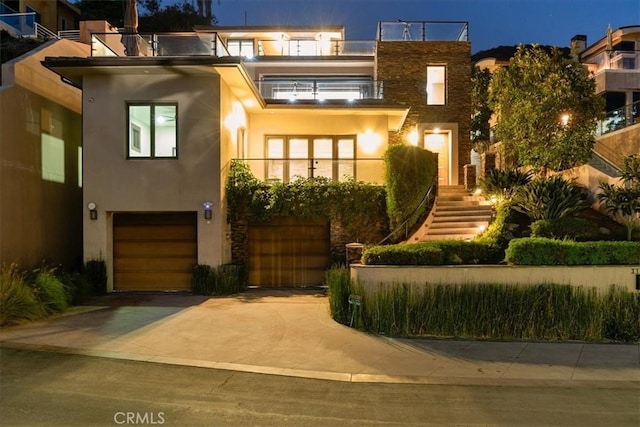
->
<box><xmin>513</xmin><ymin>175</ymin><xmax>590</xmax><ymax>221</ymax></box>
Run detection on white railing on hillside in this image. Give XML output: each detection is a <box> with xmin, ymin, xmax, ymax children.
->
<box><xmin>35</xmin><ymin>22</ymin><xmax>58</xmax><ymax>40</ymax></box>
<box><xmin>58</xmin><ymin>29</ymin><xmax>80</xmax><ymax>41</ymax></box>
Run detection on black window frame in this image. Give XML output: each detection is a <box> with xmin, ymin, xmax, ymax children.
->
<box><xmin>126</xmin><ymin>102</ymin><xmax>179</xmax><ymax>160</ymax></box>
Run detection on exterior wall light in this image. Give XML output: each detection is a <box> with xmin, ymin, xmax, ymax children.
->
<box><xmin>203</xmin><ymin>201</ymin><xmax>213</xmax><ymax>222</ymax></box>
<box><xmin>87</xmin><ymin>202</ymin><xmax>98</xmax><ymax>220</ymax></box>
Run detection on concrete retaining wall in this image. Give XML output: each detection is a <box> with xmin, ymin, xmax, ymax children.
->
<box><xmin>350</xmin><ymin>264</ymin><xmax>640</xmax><ymax>293</ymax></box>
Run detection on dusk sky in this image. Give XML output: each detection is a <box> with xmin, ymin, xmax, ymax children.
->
<box><xmin>191</xmin><ymin>0</ymin><xmax>640</xmax><ymax>53</ymax></box>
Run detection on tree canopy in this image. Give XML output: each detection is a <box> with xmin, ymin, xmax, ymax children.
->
<box><xmin>489</xmin><ymin>45</ymin><xmax>604</xmax><ymax>175</ymax></box>
<box><xmin>471</xmin><ymin>65</ymin><xmax>493</xmax><ymax>152</ymax></box>
<box><xmin>73</xmin><ymin>0</ymin><xmax>215</xmax><ymax>31</ymax></box>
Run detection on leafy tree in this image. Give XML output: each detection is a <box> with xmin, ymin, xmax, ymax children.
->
<box><xmin>489</xmin><ymin>45</ymin><xmax>604</xmax><ymax>176</ymax></box>
<box><xmin>73</xmin><ymin>0</ymin><xmax>215</xmax><ymax>31</ymax></box>
<box><xmin>471</xmin><ymin>65</ymin><xmax>493</xmax><ymax>153</ymax></box>
<box><xmin>597</xmin><ymin>154</ymin><xmax>640</xmax><ymax>241</ymax></box>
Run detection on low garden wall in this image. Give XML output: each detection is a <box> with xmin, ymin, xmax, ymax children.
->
<box><xmin>350</xmin><ymin>264</ymin><xmax>640</xmax><ymax>294</ymax></box>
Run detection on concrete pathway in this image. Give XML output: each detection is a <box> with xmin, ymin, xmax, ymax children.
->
<box><xmin>1</xmin><ymin>289</ymin><xmax>638</xmax><ymax>387</ymax></box>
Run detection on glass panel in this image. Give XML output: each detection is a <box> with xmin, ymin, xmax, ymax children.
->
<box><xmin>288</xmin><ymin>138</ymin><xmax>308</xmax><ymax>158</ymax></box>
<box><xmin>266</xmin><ymin>138</ymin><xmax>284</xmax><ymax>181</ymax></box>
<box><xmin>426</xmin><ymin>66</ymin><xmax>446</xmax><ymax>105</ymax></box>
<box><xmin>337</xmin><ymin>138</ymin><xmax>355</xmax><ymax>181</ymax></box>
<box><xmin>154</xmin><ymin>105</ymin><xmax>177</xmax><ymax>157</ymax></box>
<box><xmin>129</xmin><ymin>105</ymin><xmax>151</xmax><ymax>157</ymax></box>
<box><xmin>227</xmin><ymin>40</ymin><xmax>240</xmax><ymax>56</ymax></box>
<box><xmin>313</xmin><ymin>138</ymin><xmax>333</xmax><ymax>179</ymax></box>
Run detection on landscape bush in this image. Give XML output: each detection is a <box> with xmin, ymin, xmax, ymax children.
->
<box><xmin>31</xmin><ymin>268</ymin><xmax>69</xmax><ymax>314</ymax></box>
<box><xmin>192</xmin><ymin>263</ymin><xmax>246</xmax><ymax>296</ymax></box>
<box><xmin>362</xmin><ymin>240</ymin><xmax>499</xmax><ymax>266</ymax></box>
<box><xmin>505</xmin><ymin>238</ymin><xmax>640</xmax><ymax>265</ymax></box>
<box><xmin>326</xmin><ymin>266</ymin><xmax>639</xmax><ymax>342</ymax></box>
<box><xmin>530</xmin><ymin>217</ymin><xmax>601</xmax><ymax>241</ymax></box>
<box><xmin>479</xmin><ymin>168</ymin><xmax>532</xmax><ymax>201</ymax></box>
<box><xmin>0</xmin><ymin>265</ymin><xmax>42</xmax><ymax>326</ymax></box>
<box><xmin>84</xmin><ymin>259</ymin><xmax>107</xmax><ymax>294</ymax></box>
<box><xmin>513</xmin><ymin>175</ymin><xmax>590</xmax><ymax>220</ymax></box>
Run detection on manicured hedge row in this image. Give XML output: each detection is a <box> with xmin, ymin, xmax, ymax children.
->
<box><xmin>505</xmin><ymin>238</ymin><xmax>640</xmax><ymax>265</ymax></box>
<box><xmin>530</xmin><ymin>217</ymin><xmax>601</xmax><ymax>241</ymax></box>
<box><xmin>362</xmin><ymin>240</ymin><xmax>499</xmax><ymax>265</ymax></box>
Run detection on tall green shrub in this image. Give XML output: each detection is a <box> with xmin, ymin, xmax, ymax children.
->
<box><xmin>513</xmin><ymin>175</ymin><xmax>590</xmax><ymax>220</ymax></box>
<box><xmin>84</xmin><ymin>260</ymin><xmax>107</xmax><ymax>294</ymax></box>
<box><xmin>0</xmin><ymin>265</ymin><xmax>42</xmax><ymax>326</ymax></box>
<box><xmin>326</xmin><ymin>266</ymin><xmax>353</xmax><ymax>325</ymax></box>
<box><xmin>192</xmin><ymin>263</ymin><xmax>245</xmax><ymax>296</ymax></box>
<box><xmin>31</xmin><ymin>269</ymin><xmax>69</xmax><ymax>314</ymax></box>
<box><xmin>384</xmin><ymin>145</ymin><xmax>437</xmax><ymax>240</ymax></box>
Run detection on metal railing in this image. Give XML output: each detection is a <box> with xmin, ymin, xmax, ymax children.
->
<box><xmin>256</xmin><ymin>39</ymin><xmax>375</xmax><ymax>56</ymax></box>
<box><xmin>238</xmin><ymin>158</ymin><xmax>385</xmax><ymax>184</ymax></box>
<box><xmin>58</xmin><ymin>29</ymin><xmax>80</xmax><ymax>41</ymax></box>
<box><xmin>256</xmin><ymin>78</ymin><xmax>383</xmax><ymax>100</ymax></box>
<box><xmin>595</xmin><ymin>100</ymin><xmax>640</xmax><ymax>136</ymax></box>
<box><xmin>377</xmin><ymin>21</ymin><xmax>469</xmax><ymax>42</ymax></box>
<box><xmin>90</xmin><ymin>31</ymin><xmax>230</xmax><ymax>57</ymax></box>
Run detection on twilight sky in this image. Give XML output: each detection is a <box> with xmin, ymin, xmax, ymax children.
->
<box><xmin>194</xmin><ymin>0</ymin><xmax>639</xmax><ymax>53</ymax></box>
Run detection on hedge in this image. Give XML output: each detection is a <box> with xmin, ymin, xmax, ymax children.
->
<box><xmin>362</xmin><ymin>240</ymin><xmax>498</xmax><ymax>266</ymax></box>
<box><xmin>505</xmin><ymin>238</ymin><xmax>640</xmax><ymax>265</ymax></box>
<box><xmin>530</xmin><ymin>217</ymin><xmax>601</xmax><ymax>241</ymax></box>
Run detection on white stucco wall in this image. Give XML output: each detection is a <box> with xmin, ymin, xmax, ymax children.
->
<box><xmin>351</xmin><ymin>264</ymin><xmax>640</xmax><ymax>293</ymax></box>
<box><xmin>82</xmin><ymin>73</ymin><xmax>224</xmax><ymax>289</ymax></box>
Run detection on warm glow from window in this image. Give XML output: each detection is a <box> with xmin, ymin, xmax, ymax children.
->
<box><xmin>41</xmin><ymin>134</ymin><xmax>65</xmax><ymax>183</ymax></box>
<box><xmin>426</xmin><ymin>66</ymin><xmax>446</xmax><ymax>105</ymax></box>
<box><xmin>407</xmin><ymin>130</ymin><xmax>419</xmax><ymax>146</ymax></box>
<box><xmin>358</xmin><ymin>129</ymin><xmax>382</xmax><ymax>154</ymax></box>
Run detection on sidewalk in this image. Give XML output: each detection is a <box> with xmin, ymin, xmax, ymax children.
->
<box><xmin>1</xmin><ymin>289</ymin><xmax>638</xmax><ymax>387</ymax></box>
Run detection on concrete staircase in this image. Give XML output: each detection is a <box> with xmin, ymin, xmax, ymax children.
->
<box><xmin>408</xmin><ymin>185</ymin><xmax>493</xmax><ymax>242</ymax></box>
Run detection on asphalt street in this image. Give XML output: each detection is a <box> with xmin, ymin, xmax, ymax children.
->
<box><xmin>1</xmin><ymin>348</ymin><xmax>638</xmax><ymax>427</ymax></box>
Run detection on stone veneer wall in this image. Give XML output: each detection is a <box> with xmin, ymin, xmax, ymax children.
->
<box><xmin>375</xmin><ymin>41</ymin><xmax>472</xmax><ymax>184</ymax></box>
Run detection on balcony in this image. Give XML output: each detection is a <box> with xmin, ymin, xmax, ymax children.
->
<box><xmin>91</xmin><ymin>32</ymin><xmax>230</xmax><ymax>57</ymax></box>
<box><xmin>256</xmin><ymin>39</ymin><xmax>375</xmax><ymax>56</ymax></box>
<box><xmin>585</xmin><ymin>50</ymin><xmax>640</xmax><ymax>72</ymax></box>
<box><xmin>377</xmin><ymin>21</ymin><xmax>469</xmax><ymax>42</ymax></box>
<box><xmin>238</xmin><ymin>158</ymin><xmax>385</xmax><ymax>184</ymax></box>
<box><xmin>595</xmin><ymin>100</ymin><xmax>640</xmax><ymax>136</ymax></box>
<box><xmin>256</xmin><ymin>78</ymin><xmax>383</xmax><ymax>101</ymax></box>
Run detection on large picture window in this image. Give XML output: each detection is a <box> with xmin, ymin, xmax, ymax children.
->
<box><xmin>265</xmin><ymin>135</ymin><xmax>356</xmax><ymax>183</ymax></box>
<box><xmin>426</xmin><ymin>66</ymin><xmax>446</xmax><ymax>105</ymax></box>
<box><xmin>127</xmin><ymin>103</ymin><xmax>177</xmax><ymax>158</ymax></box>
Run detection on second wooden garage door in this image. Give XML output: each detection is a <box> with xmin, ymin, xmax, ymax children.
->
<box><xmin>113</xmin><ymin>212</ymin><xmax>197</xmax><ymax>291</ymax></box>
<box><xmin>248</xmin><ymin>217</ymin><xmax>330</xmax><ymax>287</ymax></box>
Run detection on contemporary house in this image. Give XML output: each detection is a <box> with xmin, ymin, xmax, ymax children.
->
<box><xmin>574</xmin><ymin>25</ymin><xmax>640</xmax><ymax>168</ymax></box>
<box><xmin>0</xmin><ymin>0</ymin><xmax>80</xmax><ymax>36</ymax></box>
<box><xmin>42</xmin><ymin>20</ymin><xmax>472</xmax><ymax>291</ymax></box>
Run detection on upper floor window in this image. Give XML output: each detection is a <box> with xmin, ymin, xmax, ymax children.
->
<box><xmin>426</xmin><ymin>65</ymin><xmax>446</xmax><ymax>105</ymax></box>
<box><xmin>227</xmin><ymin>39</ymin><xmax>254</xmax><ymax>58</ymax></box>
<box><xmin>127</xmin><ymin>103</ymin><xmax>177</xmax><ymax>159</ymax></box>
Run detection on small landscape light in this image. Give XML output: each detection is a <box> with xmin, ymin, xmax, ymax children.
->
<box><xmin>203</xmin><ymin>201</ymin><xmax>213</xmax><ymax>222</ymax></box>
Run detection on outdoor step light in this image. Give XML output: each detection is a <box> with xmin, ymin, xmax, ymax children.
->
<box><xmin>203</xmin><ymin>201</ymin><xmax>213</xmax><ymax>222</ymax></box>
<box><xmin>87</xmin><ymin>202</ymin><xmax>98</xmax><ymax>220</ymax></box>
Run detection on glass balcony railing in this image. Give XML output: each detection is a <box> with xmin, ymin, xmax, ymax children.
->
<box><xmin>237</xmin><ymin>158</ymin><xmax>385</xmax><ymax>184</ymax></box>
<box><xmin>90</xmin><ymin>32</ymin><xmax>230</xmax><ymax>57</ymax></box>
<box><xmin>256</xmin><ymin>39</ymin><xmax>375</xmax><ymax>56</ymax></box>
<box><xmin>0</xmin><ymin>11</ymin><xmax>35</xmax><ymax>37</ymax></box>
<box><xmin>256</xmin><ymin>79</ymin><xmax>383</xmax><ymax>100</ymax></box>
<box><xmin>596</xmin><ymin>100</ymin><xmax>640</xmax><ymax>136</ymax></box>
<box><xmin>377</xmin><ymin>21</ymin><xmax>469</xmax><ymax>42</ymax></box>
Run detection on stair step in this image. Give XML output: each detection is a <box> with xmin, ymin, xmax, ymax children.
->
<box><xmin>430</xmin><ymin>221</ymin><xmax>489</xmax><ymax>229</ymax></box>
<box><xmin>436</xmin><ymin>200</ymin><xmax>492</xmax><ymax>207</ymax></box>
<box><xmin>436</xmin><ymin>205</ymin><xmax>493</xmax><ymax>212</ymax></box>
<box><xmin>437</xmin><ymin>195</ymin><xmax>487</xmax><ymax>202</ymax></box>
<box><xmin>419</xmin><ymin>234</ymin><xmax>477</xmax><ymax>241</ymax></box>
<box><xmin>434</xmin><ymin>212</ymin><xmax>492</xmax><ymax>219</ymax></box>
<box><xmin>426</xmin><ymin>226</ymin><xmax>486</xmax><ymax>235</ymax></box>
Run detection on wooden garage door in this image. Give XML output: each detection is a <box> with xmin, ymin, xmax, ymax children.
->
<box><xmin>248</xmin><ymin>217</ymin><xmax>330</xmax><ymax>287</ymax></box>
<box><xmin>113</xmin><ymin>213</ymin><xmax>197</xmax><ymax>291</ymax></box>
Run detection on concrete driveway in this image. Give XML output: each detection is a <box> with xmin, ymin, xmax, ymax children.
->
<box><xmin>0</xmin><ymin>289</ymin><xmax>638</xmax><ymax>387</ymax></box>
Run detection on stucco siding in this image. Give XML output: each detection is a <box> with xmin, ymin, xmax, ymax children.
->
<box><xmin>82</xmin><ymin>73</ymin><xmax>224</xmax><ymax>288</ymax></box>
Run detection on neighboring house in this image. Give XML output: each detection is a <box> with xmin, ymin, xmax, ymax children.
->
<box><xmin>0</xmin><ymin>0</ymin><xmax>80</xmax><ymax>37</ymax></box>
<box><xmin>0</xmin><ymin>37</ymin><xmax>89</xmax><ymax>268</ymax></box>
<box><xmin>574</xmin><ymin>25</ymin><xmax>640</xmax><ymax>167</ymax></box>
<box><xmin>43</xmin><ymin>20</ymin><xmax>472</xmax><ymax>291</ymax></box>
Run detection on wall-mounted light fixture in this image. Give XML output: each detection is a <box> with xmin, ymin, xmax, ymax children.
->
<box><xmin>87</xmin><ymin>202</ymin><xmax>98</xmax><ymax>220</ymax></box>
<box><xmin>202</xmin><ymin>201</ymin><xmax>213</xmax><ymax>222</ymax></box>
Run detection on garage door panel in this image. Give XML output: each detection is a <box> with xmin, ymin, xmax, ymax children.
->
<box><xmin>248</xmin><ymin>216</ymin><xmax>330</xmax><ymax>287</ymax></box>
<box><xmin>114</xmin><ymin>257</ymin><xmax>196</xmax><ymax>272</ymax></box>
<box><xmin>114</xmin><ymin>225</ymin><xmax>197</xmax><ymax>240</ymax></box>
<box><xmin>114</xmin><ymin>272</ymin><xmax>192</xmax><ymax>290</ymax></box>
<box><xmin>114</xmin><ymin>241</ymin><xmax>197</xmax><ymax>257</ymax></box>
<box><xmin>113</xmin><ymin>212</ymin><xmax>197</xmax><ymax>291</ymax></box>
